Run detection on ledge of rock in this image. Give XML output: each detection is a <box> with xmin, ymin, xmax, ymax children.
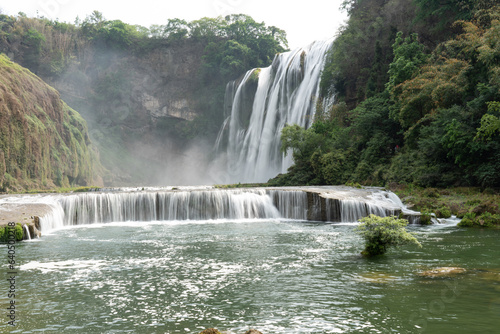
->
<box><xmin>0</xmin><ymin>202</ymin><xmax>53</xmax><ymax>239</ymax></box>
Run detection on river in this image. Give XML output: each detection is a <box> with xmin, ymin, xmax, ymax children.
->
<box><xmin>2</xmin><ymin>215</ymin><xmax>500</xmax><ymax>333</ymax></box>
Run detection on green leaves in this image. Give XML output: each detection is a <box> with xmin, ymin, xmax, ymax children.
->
<box><xmin>475</xmin><ymin>102</ymin><xmax>500</xmax><ymax>141</ymax></box>
<box><xmin>356</xmin><ymin>214</ymin><xmax>421</xmax><ymax>256</ymax></box>
<box><xmin>387</xmin><ymin>32</ymin><xmax>428</xmax><ymax>93</ymax></box>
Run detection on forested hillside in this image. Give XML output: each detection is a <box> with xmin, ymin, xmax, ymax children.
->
<box><xmin>273</xmin><ymin>0</ymin><xmax>500</xmax><ymax>189</ymax></box>
<box><xmin>0</xmin><ymin>12</ymin><xmax>287</xmax><ymax>185</ymax></box>
<box><xmin>0</xmin><ymin>54</ymin><xmax>101</xmax><ymax>191</ymax></box>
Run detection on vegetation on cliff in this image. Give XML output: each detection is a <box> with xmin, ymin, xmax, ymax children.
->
<box><xmin>273</xmin><ymin>2</ymin><xmax>500</xmax><ymax>191</ymax></box>
<box><xmin>0</xmin><ymin>54</ymin><xmax>101</xmax><ymax>192</ymax></box>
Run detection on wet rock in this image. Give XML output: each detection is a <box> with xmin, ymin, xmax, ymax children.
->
<box><xmin>419</xmin><ymin>267</ymin><xmax>467</xmax><ymax>278</ymax></box>
<box><xmin>244</xmin><ymin>330</ymin><xmax>263</xmax><ymax>334</ymax></box>
<box><xmin>199</xmin><ymin>329</ymin><xmax>221</xmax><ymax>334</ymax></box>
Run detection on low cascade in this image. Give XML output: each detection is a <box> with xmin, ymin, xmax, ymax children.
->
<box><xmin>216</xmin><ymin>39</ymin><xmax>334</xmax><ymax>183</ymax></box>
<box><xmin>24</xmin><ymin>187</ymin><xmax>416</xmax><ymax>231</ymax></box>
<box><xmin>39</xmin><ymin>201</ymin><xmax>66</xmax><ymax>232</ymax></box>
<box><xmin>23</xmin><ymin>224</ymin><xmax>31</xmax><ymax>240</ymax></box>
<box><xmin>56</xmin><ymin>189</ymin><xmax>282</xmax><ymax>226</ymax></box>
<box><xmin>339</xmin><ymin>200</ymin><xmax>394</xmax><ymax>223</ymax></box>
<box><xmin>268</xmin><ymin>190</ymin><xmax>308</xmax><ymax>220</ymax></box>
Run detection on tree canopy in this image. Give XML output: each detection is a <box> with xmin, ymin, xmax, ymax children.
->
<box><xmin>273</xmin><ymin>4</ymin><xmax>500</xmax><ymax>189</ymax></box>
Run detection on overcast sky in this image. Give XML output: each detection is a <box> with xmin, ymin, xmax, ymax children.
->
<box><xmin>1</xmin><ymin>0</ymin><xmax>348</xmax><ymax>49</ymax></box>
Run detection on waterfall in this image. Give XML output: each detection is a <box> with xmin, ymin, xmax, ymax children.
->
<box><xmin>268</xmin><ymin>190</ymin><xmax>308</xmax><ymax>220</ymax></box>
<box><xmin>54</xmin><ymin>189</ymin><xmax>282</xmax><ymax>226</ymax></box>
<box><xmin>38</xmin><ymin>201</ymin><xmax>65</xmax><ymax>232</ymax></box>
<box><xmin>216</xmin><ymin>39</ymin><xmax>334</xmax><ymax>183</ymax></box>
<box><xmin>1</xmin><ymin>186</ymin><xmax>417</xmax><ymax>231</ymax></box>
<box><xmin>340</xmin><ymin>200</ymin><xmax>393</xmax><ymax>223</ymax></box>
<box><xmin>23</xmin><ymin>224</ymin><xmax>31</xmax><ymax>240</ymax></box>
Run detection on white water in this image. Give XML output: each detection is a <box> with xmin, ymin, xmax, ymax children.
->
<box><xmin>23</xmin><ymin>224</ymin><xmax>31</xmax><ymax>240</ymax></box>
<box><xmin>216</xmin><ymin>39</ymin><xmax>334</xmax><ymax>183</ymax></box>
<box><xmin>2</xmin><ymin>187</ymin><xmax>414</xmax><ymax>232</ymax></box>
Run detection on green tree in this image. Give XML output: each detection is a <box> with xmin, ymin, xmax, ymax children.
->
<box><xmin>386</xmin><ymin>32</ymin><xmax>428</xmax><ymax>97</ymax></box>
<box><xmin>476</xmin><ymin>102</ymin><xmax>500</xmax><ymax>141</ymax></box>
<box><xmin>22</xmin><ymin>28</ymin><xmax>45</xmax><ymax>71</ymax></box>
<box><xmin>356</xmin><ymin>215</ymin><xmax>421</xmax><ymax>256</ymax></box>
<box><xmin>219</xmin><ymin>40</ymin><xmax>251</xmax><ymax>78</ymax></box>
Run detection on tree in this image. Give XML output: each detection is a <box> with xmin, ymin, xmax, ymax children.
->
<box><xmin>386</xmin><ymin>32</ymin><xmax>428</xmax><ymax>97</ymax></box>
<box><xmin>355</xmin><ymin>215</ymin><xmax>421</xmax><ymax>256</ymax></box>
<box><xmin>163</xmin><ymin>18</ymin><xmax>189</xmax><ymax>41</ymax></box>
<box><xmin>475</xmin><ymin>102</ymin><xmax>500</xmax><ymax>141</ymax></box>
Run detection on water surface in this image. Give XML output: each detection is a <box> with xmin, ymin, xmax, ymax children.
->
<box><xmin>2</xmin><ymin>219</ymin><xmax>500</xmax><ymax>333</ymax></box>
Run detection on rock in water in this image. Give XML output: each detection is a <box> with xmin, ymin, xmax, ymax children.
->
<box><xmin>419</xmin><ymin>267</ymin><xmax>467</xmax><ymax>278</ymax></box>
<box><xmin>244</xmin><ymin>330</ymin><xmax>263</xmax><ymax>334</ymax></box>
<box><xmin>199</xmin><ymin>329</ymin><xmax>221</xmax><ymax>334</ymax></box>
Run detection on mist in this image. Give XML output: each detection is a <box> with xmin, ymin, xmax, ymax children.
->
<box><xmin>126</xmin><ymin>136</ymin><xmax>229</xmax><ymax>187</ymax></box>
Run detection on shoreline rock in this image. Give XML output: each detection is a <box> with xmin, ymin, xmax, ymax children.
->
<box><xmin>0</xmin><ymin>203</ymin><xmax>51</xmax><ymax>239</ymax></box>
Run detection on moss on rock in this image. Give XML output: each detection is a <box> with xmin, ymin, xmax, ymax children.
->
<box><xmin>0</xmin><ymin>54</ymin><xmax>102</xmax><ymax>192</ymax></box>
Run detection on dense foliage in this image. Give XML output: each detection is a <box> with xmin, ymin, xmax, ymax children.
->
<box><xmin>355</xmin><ymin>214</ymin><xmax>421</xmax><ymax>256</ymax></box>
<box><xmin>0</xmin><ymin>11</ymin><xmax>286</xmax><ymax>79</ymax></box>
<box><xmin>273</xmin><ymin>3</ymin><xmax>500</xmax><ymax>189</ymax></box>
<box><xmin>0</xmin><ymin>223</ymin><xmax>24</xmax><ymax>242</ymax></box>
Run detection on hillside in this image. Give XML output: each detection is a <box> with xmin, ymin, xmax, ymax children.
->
<box><xmin>272</xmin><ymin>1</ymin><xmax>500</xmax><ymax>189</ymax></box>
<box><xmin>0</xmin><ymin>54</ymin><xmax>101</xmax><ymax>191</ymax></box>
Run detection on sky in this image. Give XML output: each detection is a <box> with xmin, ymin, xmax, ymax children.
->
<box><xmin>0</xmin><ymin>0</ymin><xmax>348</xmax><ymax>49</ymax></box>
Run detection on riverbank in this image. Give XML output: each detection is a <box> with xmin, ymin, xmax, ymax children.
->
<box><xmin>388</xmin><ymin>184</ymin><xmax>500</xmax><ymax>227</ymax></box>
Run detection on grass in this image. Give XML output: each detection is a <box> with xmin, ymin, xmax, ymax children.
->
<box><xmin>214</xmin><ymin>183</ymin><xmax>269</xmax><ymax>189</ymax></box>
<box><xmin>14</xmin><ymin>186</ymin><xmax>102</xmax><ymax>194</ymax></box>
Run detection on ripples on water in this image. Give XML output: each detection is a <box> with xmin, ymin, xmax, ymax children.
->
<box><xmin>3</xmin><ymin>219</ymin><xmax>500</xmax><ymax>333</ymax></box>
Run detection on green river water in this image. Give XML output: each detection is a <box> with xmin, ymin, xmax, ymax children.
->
<box><xmin>2</xmin><ymin>219</ymin><xmax>500</xmax><ymax>333</ymax></box>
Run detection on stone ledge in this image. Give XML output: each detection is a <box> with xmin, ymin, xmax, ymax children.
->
<box><xmin>0</xmin><ymin>203</ymin><xmax>52</xmax><ymax>238</ymax></box>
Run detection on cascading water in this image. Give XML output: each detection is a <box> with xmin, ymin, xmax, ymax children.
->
<box><xmin>23</xmin><ymin>224</ymin><xmax>31</xmax><ymax>240</ymax></box>
<box><xmin>215</xmin><ymin>39</ymin><xmax>334</xmax><ymax>183</ymax></box>
<box><xmin>13</xmin><ymin>186</ymin><xmax>416</xmax><ymax>231</ymax></box>
<box><xmin>54</xmin><ymin>189</ymin><xmax>284</xmax><ymax>226</ymax></box>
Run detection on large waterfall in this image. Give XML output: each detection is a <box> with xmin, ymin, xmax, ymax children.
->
<box><xmin>18</xmin><ymin>186</ymin><xmax>418</xmax><ymax>231</ymax></box>
<box><xmin>215</xmin><ymin>40</ymin><xmax>334</xmax><ymax>183</ymax></box>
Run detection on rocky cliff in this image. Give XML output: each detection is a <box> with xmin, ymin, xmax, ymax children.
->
<box><xmin>0</xmin><ymin>54</ymin><xmax>101</xmax><ymax>191</ymax></box>
<box><xmin>43</xmin><ymin>41</ymin><xmax>214</xmax><ymax>186</ymax></box>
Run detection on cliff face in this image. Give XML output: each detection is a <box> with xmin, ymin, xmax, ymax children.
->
<box><xmin>50</xmin><ymin>41</ymin><xmax>206</xmax><ymax>123</ymax></box>
<box><xmin>0</xmin><ymin>54</ymin><xmax>101</xmax><ymax>191</ymax></box>
<box><xmin>36</xmin><ymin>41</ymin><xmax>219</xmax><ymax>186</ymax></box>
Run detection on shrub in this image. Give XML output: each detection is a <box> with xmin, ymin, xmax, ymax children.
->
<box><xmin>458</xmin><ymin>212</ymin><xmax>500</xmax><ymax>227</ymax></box>
<box><xmin>422</xmin><ymin>188</ymin><xmax>440</xmax><ymax>198</ymax></box>
<box><xmin>420</xmin><ymin>213</ymin><xmax>433</xmax><ymax>225</ymax></box>
<box><xmin>435</xmin><ymin>206</ymin><xmax>452</xmax><ymax>218</ymax></box>
<box><xmin>0</xmin><ymin>224</ymin><xmax>24</xmax><ymax>242</ymax></box>
<box><xmin>356</xmin><ymin>215</ymin><xmax>422</xmax><ymax>256</ymax></box>
<box><xmin>457</xmin><ymin>212</ymin><xmax>476</xmax><ymax>227</ymax></box>
<box><xmin>15</xmin><ymin>224</ymin><xmax>23</xmax><ymax>241</ymax></box>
